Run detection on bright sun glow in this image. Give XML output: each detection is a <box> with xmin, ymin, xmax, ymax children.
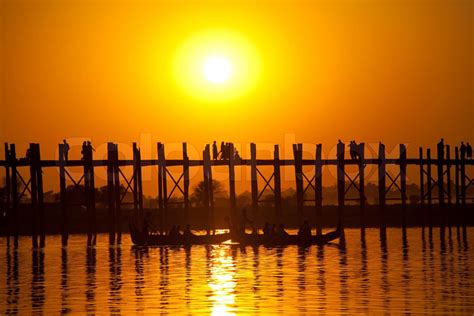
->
<box><xmin>203</xmin><ymin>56</ymin><xmax>232</xmax><ymax>84</ymax></box>
<box><xmin>173</xmin><ymin>29</ymin><xmax>261</xmax><ymax>103</ymax></box>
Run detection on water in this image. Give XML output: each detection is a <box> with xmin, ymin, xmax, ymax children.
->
<box><xmin>1</xmin><ymin>228</ymin><xmax>473</xmax><ymax>314</ymax></box>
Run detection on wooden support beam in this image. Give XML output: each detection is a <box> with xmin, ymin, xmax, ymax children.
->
<box><xmin>112</xmin><ymin>144</ymin><xmax>121</xmax><ymax>244</ymax></box>
<box><xmin>107</xmin><ymin>142</ymin><xmax>116</xmax><ymax>245</ymax></box>
<box><xmin>293</xmin><ymin>143</ymin><xmax>304</xmax><ymax>222</ymax></box>
<box><xmin>202</xmin><ymin>145</ymin><xmax>211</xmax><ymax>231</ymax></box>
<box><xmin>378</xmin><ymin>143</ymin><xmax>386</xmax><ymax>239</ymax></box>
<box><xmin>446</xmin><ymin>145</ymin><xmax>451</xmax><ymax>205</ymax></box>
<box><xmin>158</xmin><ymin>143</ymin><xmax>168</xmax><ymax>233</ymax></box>
<box><xmin>273</xmin><ymin>145</ymin><xmax>282</xmax><ymax>218</ymax></box>
<box><xmin>400</xmin><ymin>144</ymin><xmax>407</xmax><ymax>207</ymax></box>
<box><xmin>437</xmin><ymin>142</ymin><xmax>445</xmax><ymax>206</ymax></box>
<box><xmin>157</xmin><ymin>142</ymin><xmax>164</xmax><ymax>234</ymax></box>
<box><xmin>315</xmin><ymin>144</ymin><xmax>323</xmax><ymax>235</ymax></box>
<box><xmin>89</xmin><ymin>148</ymin><xmax>96</xmax><ymax>246</ymax></box>
<box><xmin>228</xmin><ymin>143</ymin><xmax>236</xmax><ymax>219</ymax></box>
<box><xmin>183</xmin><ymin>142</ymin><xmax>190</xmax><ymax>222</ymax></box>
<box><xmin>460</xmin><ymin>146</ymin><xmax>466</xmax><ymax>207</ymax></box>
<box><xmin>59</xmin><ymin>144</ymin><xmax>68</xmax><ymax>246</ymax></box>
<box><xmin>336</xmin><ymin>141</ymin><xmax>345</xmax><ymax>216</ymax></box>
<box><xmin>359</xmin><ymin>143</ymin><xmax>366</xmax><ymax>207</ymax></box>
<box><xmin>419</xmin><ymin>147</ymin><xmax>424</xmax><ymax>205</ymax></box>
<box><xmin>132</xmin><ymin>143</ymin><xmax>139</xmax><ymax>212</ymax></box>
<box><xmin>29</xmin><ymin>143</ymin><xmax>39</xmax><ymax>248</ymax></box>
<box><xmin>9</xmin><ymin>144</ymin><xmax>19</xmax><ymax>247</ymax></box>
<box><xmin>206</xmin><ymin>145</ymin><xmax>215</xmax><ymax>232</ymax></box>
<box><xmin>455</xmin><ymin>147</ymin><xmax>460</xmax><ymax>207</ymax></box>
<box><xmin>250</xmin><ymin>143</ymin><xmax>258</xmax><ymax>217</ymax></box>
<box><xmin>4</xmin><ymin>143</ymin><xmax>11</xmax><ymax>245</ymax></box>
<box><xmin>35</xmin><ymin>144</ymin><xmax>45</xmax><ymax>248</ymax></box>
<box><xmin>426</xmin><ymin>148</ymin><xmax>432</xmax><ymax>206</ymax></box>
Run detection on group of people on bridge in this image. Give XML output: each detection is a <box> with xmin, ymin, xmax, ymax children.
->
<box><xmin>437</xmin><ymin>138</ymin><xmax>472</xmax><ymax>160</ymax></box>
<box><xmin>212</xmin><ymin>141</ymin><xmax>241</xmax><ymax>161</ymax></box>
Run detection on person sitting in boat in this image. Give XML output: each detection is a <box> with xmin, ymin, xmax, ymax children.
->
<box><xmin>276</xmin><ymin>224</ymin><xmax>290</xmax><ymax>237</ymax></box>
<box><xmin>263</xmin><ymin>222</ymin><xmax>271</xmax><ymax>236</ymax></box>
<box><xmin>270</xmin><ymin>224</ymin><xmax>277</xmax><ymax>236</ymax></box>
<box><xmin>298</xmin><ymin>220</ymin><xmax>312</xmax><ymax>239</ymax></box>
<box><xmin>183</xmin><ymin>224</ymin><xmax>196</xmax><ymax>238</ymax></box>
<box><xmin>238</xmin><ymin>208</ymin><xmax>253</xmax><ymax>236</ymax></box>
<box><xmin>168</xmin><ymin>225</ymin><xmax>178</xmax><ymax>237</ymax></box>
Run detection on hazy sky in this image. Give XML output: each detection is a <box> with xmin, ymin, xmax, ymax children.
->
<box><xmin>1</xmin><ymin>0</ymin><xmax>472</xmax><ymax>193</ymax></box>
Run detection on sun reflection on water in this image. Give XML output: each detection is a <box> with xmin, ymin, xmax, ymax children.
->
<box><xmin>208</xmin><ymin>246</ymin><xmax>236</xmax><ymax>315</ymax></box>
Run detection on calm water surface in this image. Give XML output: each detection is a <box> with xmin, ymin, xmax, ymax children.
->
<box><xmin>0</xmin><ymin>228</ymin><xmax>473</xmax><ymax>314</ymax></box>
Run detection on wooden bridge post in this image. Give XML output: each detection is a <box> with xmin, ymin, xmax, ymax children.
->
<box><xmin>460</xmin><ymin>147</ymin><xmax>466</xmax><ymax>207</ymax></box>
<box><xmin>29</xmin><ymin>143</ymin><xmax>39</xmax><ymax>248</ymax></box>
<box><xmin>359</xmin><ymin>143</ymin><xmax>366</xmax><ymax>231</ymax></box>
<box><xmin>59</xmin><ymin>144</ymin><xmax>68</xmax><ymax>246</ymax></box>
<box><xmin>419</xmin><ymin>147</ymin><xmax>425</xmax><ymax>205</ymax></box>
<box><xmin>273</xmin><ymin>145</ymin><xmax>282</xmax><ymax>218</ymax></box>
<box><xmin>336</xmin><ymin>141</ymin><xmax>345</xmax><ymax>217</ymax></box>
<box><xmin>157</xmin><ymin>143</ymin><xmax>164</xmax><ymax>234</ymax></box>
<box><xmin>4</xmin><ymin>143</ymin><xmax>11</xmax><ymax>245</ymax></box>
<box><xmin>113</xmin><ymin>144</ymin><xmax>122</xmax><ymax>244</ymax></box>
<box><xmin>203</xmin><ymin>145</ymin><xmax>213</xmax><ymax>232</ymax></box>
<box><xmin>250</xmin><ymin>143</ymin><xmax>258</xmax><ymax>219</ymax></box>
<box><xmin>182</xmin><ymin>142</ymin><xmax>190</xmax><ymax>222</ymax></box>
<box><xmin>446</xmin><ymin>146</ymin><xmax>451</xmax><ymax>206</ymax></box>
<box><xmin>132</xmin><ymin>143</ymin><xmax>139</xmax><ymax>212</ymax></box>
<box><xmin>378</xmin><ymin>143</ymin><xmax>386</xmax><ymax>238</ymax></box>
<box><xmin>437</xmin><ymin>143</ymin><xmax>445</xmax><ymax>207</ymax></box>
<box><xmin>293</xmin><ymin>144</ymin><xmax>304</xmax><ymax>222</ymax></box>
<box><xmin>158</xmin><ymin>143</ymin><xmax>168</xmax><ymax>233</ymax></box>
<box><xmin>9</xmin><ymin>144</ymin><xmax>19</xmax><ymax>247</ymax></box>
<box><xmin>315</xmin><ymin>144</ymin><xmax>323</xmax><ymax>236</ymax></box>
<box><xmin>89</xmin><ymin>148</ymin><xmax>96</xmax><ymax>245</ymax></box>
<box><xmin>443</xmin><ymin>145</ymin><xmax>453</xmax><ymax>237</ymax></box>
<box><xmin>426</xmin><ymin>148</ymin><xmax>433</xmax><ymax>237</ymax></box>
<box><xmin>228</xmin><ymin>143</ymin><xmax>236</xmax><ymax>220</ymax></box>
<box><xmin>454</xmin><ymin>147</ymin><xmax>460</xmax><ymax>231</ymax></box>
<box><xmin>426</xmin><ymin>149</ymin><xmax>432</xmax><ymax>206</ymax></box>
<box><xmin>400</xmin><ymin>145</ymin><xmax>407</xmax><ymax>208</ymax></box>
<box><xmin>107</xmin><ymin>142</ymin><xmax>116</xmax><ymax>245</ymax></box>
<box><xmin>84</xmin><ymin>144</ymin><xmax>95</xmax><ymax>246</ymax></box>
<box><xmin>35</xmin><ymin>144</ymin><xmax>45</xmax><ymax>248</ymax></box>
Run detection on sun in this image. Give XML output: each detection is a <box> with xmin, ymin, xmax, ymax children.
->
<box><xmin>173</xmin><ymin>29</ymin><xmax>261</xmax><ymax>103</ymax></box>
<box><xmin>203</xmin><ymin>56</ymin><xmax>232</xmax><ymax>84</ymax></box>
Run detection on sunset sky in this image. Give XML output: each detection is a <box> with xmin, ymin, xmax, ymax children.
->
<box><xmin>1</xmin><ymin>0</ymin><xmax>472</xmax><ymax>192</ymax></box>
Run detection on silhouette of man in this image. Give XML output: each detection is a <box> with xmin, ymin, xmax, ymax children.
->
<box><xmin>263</xmin><ymin>222</ymin><xmax>271</xmax><ymax>236</ymax></box>
<box><xmin>220</xmin><ymin>142</ymin><xmax>225</xmax><ymax>160</ymax></box>
<box><xmin>87</xmin><ymin>141</ymin><xmax>95</xmax><ymax>152</ymax></box>
<box><xmin>212</xmin><ymin>141</ymin><xmax>218</xmax><ymax>160</ymax></box>
<box><xmin>349</xmin><ymin>141</ymin><xmax>357</xmax><ymax>160</ymax></box>
<box><xmin>63</xmin><ymin>139</ymin><xmax>70</xmax><ymax>161</ymax></box>
<box><xmin>81</xmin><ymin>141</ymin><xmax>87</xmax><ymax>159</ymax></box>
<box><xmin>437</xmin><ymin>138</ymin><xmax>445</xmax><ymax>160</ymax></box>
<box><xmin>466</xmin><ymin>142</ymin><xmax>472</xmax><ymax>160</ymax></box>
<box><xmin>183</xmin><ymin>224</ymin><xmax>195</xmax><ymax>237</ymax></box>
<box><xmin>460</xmin><ymin>142</ymin><xmax>466</xmax><ymax>160</ymax></box>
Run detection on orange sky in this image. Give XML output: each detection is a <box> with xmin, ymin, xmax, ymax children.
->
<box><xmin>0</xmin><ymin>0</ymin><xmax>473</xmax><ymax>193</ymax></box>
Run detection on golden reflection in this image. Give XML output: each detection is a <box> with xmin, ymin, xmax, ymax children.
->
<box><xmin>208</xmin><ymin>246</ymin><xmax>236</xmax><ymax>316</ymax></box>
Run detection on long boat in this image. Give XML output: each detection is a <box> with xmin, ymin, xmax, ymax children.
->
<box><xmin>130</xmin><ymin>223</ymin><xmax>342</xmax><ymax>246</ymax></box>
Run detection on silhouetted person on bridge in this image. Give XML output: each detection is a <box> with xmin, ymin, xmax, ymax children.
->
<box><xmin>87</xmin><ymin>141</ymin><xmax>95</xmax><ymax>152</ymax></box>
<box><xmin>81</xmin><ymin>141</ymin><xmax>87</xmax><ymax>159</ymax></box>
<box><xmin>466</xmin><ymin>142</ymin><xmax>472</xmax><ymax>160</ymax></box>
<box><xmin>212</xmin><ymin>141</ymin><xmax>218</xmax><ymax>160</ymax></box>
<box><xmin>220</xmin><ymin>141</ymin><xmax>225</xmax><ymax>160</ymax></box>
<box><xmin>460</xmin><ymin>142</ymin><xmax>466</xmax><ymax>159</ymax></box>
<box><xmin>63</xmin><ymin>139</ymin><xmax>70</xmax><ymax>161</ymax></box>
<box><xmin>437</xmin><ymin>138</ymin><xmax>445</xmax><ymax>159</ymax></box>
<box><xmin>349</xmin><ymin>141</ymin><xmax>359</xmax><ymax>160</ymax></box>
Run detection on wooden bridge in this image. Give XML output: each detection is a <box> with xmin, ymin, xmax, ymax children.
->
<box><xmin>1</xmin><ymin>141</ymin><xmax>473</xmax><ymax>247</ymax></box>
